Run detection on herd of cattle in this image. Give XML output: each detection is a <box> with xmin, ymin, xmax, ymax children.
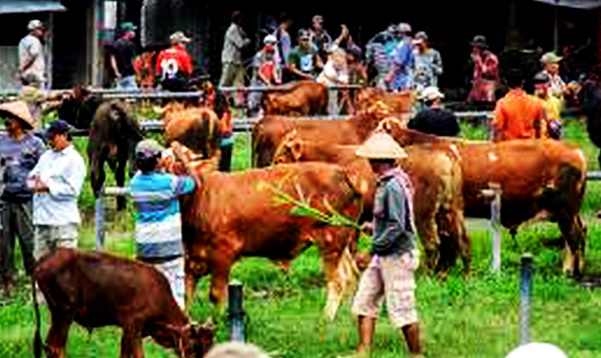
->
<box><xmin>32</xmin><ymin>80</ymin><xmax>601</xmax><ymax>357</ymax></box>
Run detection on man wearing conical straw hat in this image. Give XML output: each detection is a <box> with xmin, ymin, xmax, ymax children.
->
<box><xmin>0</xmin><ymin>101</ymin><xmax>45</xmax><ymax>297</ymax></box>
<box><xmin>351</xmin><ymin>131</ymin><xmax>423</xmax><ymax>357</ymax></box>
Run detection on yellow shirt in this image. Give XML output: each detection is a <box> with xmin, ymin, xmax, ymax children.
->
<box><xmin>536</xmin><ymin>96</ymin><xmax>562</xmax><ymax>139</ymax></box>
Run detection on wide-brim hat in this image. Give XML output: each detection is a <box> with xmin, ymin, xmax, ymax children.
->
<box><xmin>470</xmin><ymin>35</ymin><xmax>488</xmax><ymax>48</ymax></box>
<box><xmin>170</xmin><ymin>31</ymin><xmax>191</xmax><ymax>44</ymax></box>
<box><xmin>0</xmin><ymin>101</ymin><xmax>35</xmax><ymax>129</ymax></box>
<box><xmin>356</xmin><ymin>131</ymin><xmax>407</xmax><ymax>159</ymax></box>
<box><xmin>541</xmin><ymin>52</ymin><xmax>563</xmax><ymax>64</ymax></box>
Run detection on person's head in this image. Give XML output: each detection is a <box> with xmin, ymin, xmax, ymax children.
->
<box><xmin>263</xmin><ymin>45</ymin><xmax>276</xmax><ymax>59</ymax></box>
<box><xmin>506</xmin><ymin>68</ymin><xmax>524</xmax><ymax>89</ymax></box>
<box><xmin>120</xmin><ymin>22</ymin><xmax>137</xmax><ymax>41</ymax></box>
<box><xmin>470</xmin><ymin>35</ymin><xmax>488</xmax><ymax>53</ymax></box>
<box><xmin>205</xmin><ymin>342</ymin><xmax>271</xmax><ymax>358</ymax></box>
<box><xmin>27</xmin><ymin>20</ymin><xmax>45</xmax><ymax>39</ymax></box>
<box><xmin>279</xmin><ymin>12</ymin><xmax>292</xmax><ymax>29</ymax></box>
<box><xmin>330</xmin><ymin>48</ymin><xmax>347</xmax><ymax>67</ymax></box>
<box><xmin>312</xmin><ymin>15</ymin><xmax>324</xmax><ymax>32</ymax></box>
<box><xmin>298</xmin><ymin>29</ymin><xmax>311</xmax><ymax>49</ymax></box>
<box><xmin>0</xmin><ymin>101</ymin><xmax>35</xmax><ymax>136</ymax></box>
<box><xmin>356</xmin><ymin>131</ymin><xmax>407</xmax><ymax>175</ymax></box>
<box><xmin>263</xmin><ymin>34</ymin><xmax>277</xmax><ymax>47</ymax></box>
<box><xmin>420</xmin><ymin>86</ymin><xmax>444</xmax><ymax>107</ymax></box>
<box><xmin>504</xmin><ymin>343</ymin><xmax>568</xmax><ymax>358</ymax></box>
<box><xmin>170</xmin><ymin>31</ymin><xmax>191</xmax><ymax>47</ymax></box>
<box><xmin>398</xmin><ymin>22</ymin><xmax>412</xmax><ymax>38</ymax></box>
<box><xmin>541</xmin><ymin>52</ymin><xmax>562</xmax><ymax>75</ymax></box>
<box><xmin>135</xmin><ymin>139</ymin><xmax>164</xmax><ymax>173</ymax></box>
<box><xmin>533</xmin><ymin>72</ymin><xmax>551</xmax><ymax>98</ymax></box>
<box><xmin>414</xmin><ymin>31</ymin><xmax>428</xmax><ymax>51</ymax></box>
<box><xmin>346</xmin><ymin>46</ymin><xmax>362</xmax><ymax>65</ymax></box>
<box><xmin>45</xmin><ymin>120</ymin><xmax>72</xmax><ymax>151</ymax></box>
<box><xmin>231</xmin><ymin>11</ymin><xmax>244</xmax><ymax>26</ymax></box>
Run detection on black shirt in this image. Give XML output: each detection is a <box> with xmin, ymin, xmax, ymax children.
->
<box><xmin>111</xmin><ymin>39</ymin><xmax>136</xmax><ymax>77</ymax></box>
<box><xmin>408</xmin><ymin>108</ymin><xmax>460</xmax><ymax>137</ymax></box>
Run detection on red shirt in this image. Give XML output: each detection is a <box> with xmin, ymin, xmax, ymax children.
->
<box><xmin>155</xmin><ymin>45</ymin><xmax>193</xmax><ymax>79</ymax></box>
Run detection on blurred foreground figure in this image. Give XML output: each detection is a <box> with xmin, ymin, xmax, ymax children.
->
<box><xmin>505</xmin><ymin>343</ymin><xmax>568</xmax><ymax>358</ymax></box>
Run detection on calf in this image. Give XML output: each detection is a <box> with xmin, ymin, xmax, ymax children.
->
<box><xmin>171</xmin><ymin>142</ymin><xmax>363</xmax><ymax>320</ymax></box>
<box><xmin>381</xmin><ymin>121</ymin><xmax>588</xmax><ymax>275</ymax></box>
<box><xmin>33</xmin><ymin>249</ymin><xmax>213</xmax><ymax>358</ymax></box>
<box><xmin>272</xmin><ymin>137</ymin><xmax>469</xmax><ymax>273</ymax></box>
<box><xmin>261</xmin><ymin>81</ymin><xmax>328</xmax><ymax>116</ymax></box>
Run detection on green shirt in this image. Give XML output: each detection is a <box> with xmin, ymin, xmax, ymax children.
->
<box><xmin>287</xmin><ymin>45</ymin><xmax>318</xmax><ymax>75</ymax></box>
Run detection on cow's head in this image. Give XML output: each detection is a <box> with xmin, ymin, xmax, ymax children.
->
<box><xmin>168</xmin><ymin>321</ymin><xmax>214</xmax><ymax>358</ymax></box>
<box><xmin>272</xmin><ymin>130</ymin><xmax>302</xmax><ymax>164</ymax></box>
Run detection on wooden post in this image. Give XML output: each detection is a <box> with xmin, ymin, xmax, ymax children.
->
<box><xmin>519</xmin><ymin>254</ymin><xmax>533</xmax><ymax>345</ymax></box>
<box><xmin>228</xmin><ymin>281</ymin><xmax>245</xmax><ymax>342</ymax></box>
<box><xmin>481</xmin><ymin>182</ymin><xmax>502</xmax><ymax>271</ymax></box>
<box><xmin>95</xmin><ymin>186</ymin><xmax>106</xmax><ymax>250</ymax></box>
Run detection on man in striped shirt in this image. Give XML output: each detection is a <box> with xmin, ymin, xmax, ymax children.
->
<box><xmin>130</xmin><ymin>139</ymin><xmax>197</xmax><ymax>309</ymax></box>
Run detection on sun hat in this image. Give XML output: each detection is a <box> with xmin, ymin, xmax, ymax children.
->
<box><xmin>263</xmin><ymin>34</ymin><xmax>277</xmax><ymax>45</ymax></box>
<box><xmin>27</xmin><ymin>20</ymin><xmax>44</xmax><ymax>31</ymax></box>
<box><xmin>541</xmin><ymin>52</ymin><xmax>563</xmax><ymax>64</ymax></box>
<box><xmin>419</xmin><ymin>87</ymin><xmax>445</xmax><ymax>101</ymax></box>
<box><xmin>0</xmin><ymin>101</ymin><xmax>36</xmax><ymax>130</ymax></box>
<box><xmin>356</xmin><ymin>131</ymin><xmax>407</xmax><ymax>159</ymax></box>
<box><xmin>136</xmin><ymin>139</ymin><xmax>165</xmax><ymax>159</ymax></box>
<box><xmin>170</xmin><ymin>31</ymin><xmax>191</xmax><ymax>44</ymax></box>
<box><xmin>470</xmin><ymin>35</ymin><xmax>488</xmax><ymax>48</ymax></box>
<box><xmin>504</xmin><ymin>343</ymin><xmax>568</xmax><ymax>358</ymax></box>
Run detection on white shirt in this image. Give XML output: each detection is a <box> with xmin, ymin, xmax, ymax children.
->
<box><xmin>18</xmin><ymin>34</ymin><xmax>46</xmax><ymax>83</ymax></box>
<box><xmin>28</xmin><ymin>145</ymin><xmax>86</xmax><ymax>225</ymax></box>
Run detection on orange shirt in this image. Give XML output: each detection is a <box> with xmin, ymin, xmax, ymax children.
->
<box><xmin>492</xmin><ymin>89</ymin><xmax>544</xmax><ymax>141</ymax></box>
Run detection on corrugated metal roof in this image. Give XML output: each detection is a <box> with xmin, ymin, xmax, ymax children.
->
<box><xmin>533</xmin><ymin>0</ymin><xmax>601</xmax><ymax>9</ymax></box>
<box><xmin>0</xmin><ymin>0</ymin><xmax>66</xmax><ymax>14</ymax></box>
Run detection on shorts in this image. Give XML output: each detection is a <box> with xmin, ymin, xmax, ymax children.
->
<box><xmin>34</xmin><ymin>224</ymin><xmax>78</xmax><ymax>261</ymax></box>
<box><xmin>352</xmin><ymin>252</ymin><xmax>419</xmax><ymax>328</ymax></box>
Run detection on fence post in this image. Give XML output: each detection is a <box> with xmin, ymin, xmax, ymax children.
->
<box><xmin>228</xmin><ymin>281</ymin><xmax>245</xmax><ymax>342</ymax></box>
<box><xmin>490</xmin><ymin>183</ymin><xmax>502</xmax><ymax>271</ymax></box>
<box><xmin>95</xmin><ymin>185</ymin><xmax>106</xmax><ymax>251</ymax></box>
<box><xmin>519</xmin><ymin>254</ymin><xmax>533</xmax><ymax>345</ymax></box>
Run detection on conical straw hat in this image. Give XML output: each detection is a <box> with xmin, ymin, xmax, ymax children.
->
<box><xmin>0</xmin><ymin>101</ymin><xmax>35</xmax><ymax>129</ymax></box>
<box><xmin>356</xmin><ymin>131</ymin><xmax>407</xmax><ymax>159</ymax></box>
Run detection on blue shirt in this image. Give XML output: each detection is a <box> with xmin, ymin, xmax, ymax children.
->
<box><xmin>0</xmin><ymin>132</ymin><xmax>45</xmax><ymax>202</ymax></box>
<box><xmin>392</xmin><ymin>38</ymin><xmax>415</xmax><ymax>91</ymax></box>
<box><xmin>130</xmin><ymin>171</ymin><xmax>196</xmax><ymax>259</ymax></box>
<box><xmin>28</xmin><ymin>145</ymin><xmax>86</xmax><ymax>225</ymax></box>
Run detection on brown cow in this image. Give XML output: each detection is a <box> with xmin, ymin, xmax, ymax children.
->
<box><xmin>252</xmin><ymin>114</ymin><xmax>385</xmax><ymax>167</ymax></box>
<box><xmin>272</xmin><ymin>137</ymin><xmax>469</xmax><ymax>273</ymax></box>
<box><xmin>33</xmin><ymin>248</ymin><xmax>214</xmax><ymax>358</ymax></box>
<box><xmin>261</xmin><ymin>81</ymin><xmax>328</xmax><ymax>116</ymax></box>
<box><xmin>354</xmin><ymin>88</ymin><xmax>414</xmax><ymax>124</ymax></box>
<box><xmin>380</xmin><ymin>121</ymin><xmax>588</xmax><ymax>275</ymax></box>
<box><xmin>171</xmin><ymin>142</ymin><xmax>363</xmax><ymax>320</ymax></box>
<box><xmin>158</xmin><ymin>102</ymin><xmax>222</xmax><ymax>159</ymax></box>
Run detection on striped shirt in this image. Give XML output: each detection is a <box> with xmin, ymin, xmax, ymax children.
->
<box><xmin>130</xmin><ymin>171</ymin><xmax>196</xmax><ymax>259</ymax></box>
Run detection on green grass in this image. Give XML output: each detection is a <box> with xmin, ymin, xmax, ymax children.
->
<box><xmin>1</xmin><ymin>118</ymin><xmax>601</xmax><ymax>358</ymax></box>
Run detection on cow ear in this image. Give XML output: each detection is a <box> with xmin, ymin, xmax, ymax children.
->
<box><xmin>289</xmin><ymin>140</ymin><xmax>303</xmax><ymax>161</ymax></box>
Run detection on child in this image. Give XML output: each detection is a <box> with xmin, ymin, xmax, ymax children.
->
<box><xmin>129</xmin><ymin>139</ymin><xmax>197</xmax><ymax>309</ymax></box>
<box><xmin>257</xmin><ymin>45</ymin><xmax>281</xmax><ymax>85</ymax></box>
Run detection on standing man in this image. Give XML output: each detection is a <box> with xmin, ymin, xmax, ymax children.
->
<box><xmin>0</xmin><ymin>101</ymin><xmax>45</xmax><ymax>296</ymax></box>
<box><xmin>366</xmin><ymin>24</ymin><xmax>401</xmax><ymax>88</ymax></box>
<box><xmin>274</xmin><ymin>12</ymin><xmax>293</xmax><ymax>66</ymax></box>
<box><xmin>19</xmin><ymin>20</ymin><xmax>47</xmax><ymax>123</ymax></box>
<box><xmin>539</xmin><ymin>52</ymin><xmax>566</xmax><ymax>101</ymax></box>
<box><xmin>287</xmin><ymin>29</ymin><xmax>323</xmax><ymax>81</ymax></box>
<box><xmin>220</xmin><ymin>11</ymin><xmax>251</xmax><ymax>88</ymax></box>
<box><xmin>467</xmin><ymin>35</ymin><xmax>499</xmax><ymax>106</ymax></box>
<box><xmin>409</xmin><ymin>87</ymin><xmax>459</xmax><ymax>137</ymax></box>
<box><xmin>387</xmin><ymin>23</ymin><xmax>414</xmax><ymax>92</ymax></box>
<box><xmin>352</xmin><ymin>131</ymin><xmax>423</xmax><ymax>357</ymax></box>
<box><xmin>412</xmin><ymin>32</ymin><xmax>443</xmax><ymax>92</ymax></box>
<box><xmin>27</xmin><ymin>120</ymin><xmax>86</xmax><ymax>260</ymax></box>
<box><xmin>110</xmin><ymin>22</ymin><xmax>138</xmax><ymax>90</ymax></box>
<box><xmin>532</xmin><ymin>72</ymin><xmax>562</xmax><ymax>139</ymax></box>
<box><xmin>156</xmin><ymin>31</ymin><xmax>194</xmax><ymax>92</ymax></box>
<box><xmin>130</xmin><ymin>139</ymin><xmax>197</xmax><ymax>309</ymax></box>
<box><xmin>492</xmin><ymin>69</ymin><xmax>544</xmax><ymax>142</ymax></box>
<box><xmin>309</xmin><ymin>15</ymin><xmax>332</xmax><ymax>64</ymax></box>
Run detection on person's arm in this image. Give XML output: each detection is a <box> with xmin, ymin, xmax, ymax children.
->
<box><xmin>155</xmin><ymin>51</ymin><xmax>164</xmax><ymax>77</ymax></box>
<box><xmin>287</xmin><ymin>52</ymin><xmax>313</xmax><ymax>80</ymax></box>
<box><xmin>110</xmin><ymin>54</ymin><xmax>121</xmax><ymax>79</ymax></box>
<box><xmin>230</xmin><ymin>26</ymin><xmax>250</xmax><ymax>50</ymax></box>
<box><xmin>273</xmin><ymin>64</ymin><xmax>281</xmax><ymax>84</ymax></box>
<box><xmin>535</xmin><ymin>105</ymin><xmax>544</xmax><ymax>139</ymax></box>
<box><xmin>172</xmin><ymin>174</ymin><xmax>197</xmax><ymax>195</ymax></box>
<box><xmin>258</xmin><ymin>65</ymin><xmax>270</xmax><ymax>84</ymax></box>
<box><xmin>183</xmin><ymin>51</ymin><xmax>193</xmax><ymax>75</ymax></box>
<box><xmin>46</xmin><ymin>154</ymin><xmax>86</xmax><ymax>200</ymax></box>
<box><xmin>433</xmin><ymin>50</ymin><xmax>443</xmax><ymax>76</ymax></box>
<box><xmin>492</xmin><ymin>100</ymin><xmax>506</xmax><ymax>141</ymax></box>
<box><xmin>372</xmin><ymin>184</ymin><xmax>407</xmax><ymax>254</ymax></box>
<box><xmin>20</xmin><ymin>41</ymin><xmax>41</xmax><ymax>73</ymax></box>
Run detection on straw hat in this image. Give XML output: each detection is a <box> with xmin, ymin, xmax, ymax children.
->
<box><xmin>0</xmin><ymin>101</ymin><xmax>35</xmax><ymax>129</ymax></box>
<box><xmin>356</xmin><ymin>131</ymin><xmax>407</xmax><ymax>159</ymax></box>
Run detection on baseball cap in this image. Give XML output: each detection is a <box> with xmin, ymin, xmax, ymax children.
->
<box><xmin>27</xmin><ymin>20</ymin><xmax>44</xmax><ymax>31</ymax></box>
<box><xmin>541</xmin><ymin>52</ymin><xmax>563</xmax><ymax>64</ymax></box>
<box><xmin>120</xmin><ymin>22</ymin><xmax>137</xmax><ymax>31</ymax></box>
<box><xmin>263</xmin><ymin>34</ymin><xmax>277</xmax><ymax>45</ymax></box>
<box><xmin>170</xmin><ymin>31</ymin><xmax>191</xmax><ymax>44</ymax></box>
<box><xmin>136</xmin><ymin>139</ymin><xmax>165</xmax><ymax>159</ymax></box>
<box><xmin>45</xmin><ymin>120</ymin><xmax>72</xmax><ymax>138</ymax></box>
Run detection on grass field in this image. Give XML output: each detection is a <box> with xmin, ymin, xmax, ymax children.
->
<box><xmin>1</xmin><ymin>118</ymin><xmax>601</xmax><ymax>358</ymax></box>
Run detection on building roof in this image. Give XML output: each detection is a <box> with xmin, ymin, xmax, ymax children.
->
<box><xmin>533</xmin><ymin>0</ymin><xmax>601</xmax><ymax>9</ymax></box>
<box><xmin>0</xmin><ymin>0</ymin><xmax>66</xmax><ymax>14</ymax></box>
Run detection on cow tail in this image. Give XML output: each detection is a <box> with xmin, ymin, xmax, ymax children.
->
<box><xmin>32</xmin><ymin>274</ymin><xmax>43</xmax><ymax>358</ymax></box>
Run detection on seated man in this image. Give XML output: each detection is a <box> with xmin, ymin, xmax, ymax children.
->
<box><xmin>408</xmin><ymin>87</ymin><xmax>459</xmax><ymax>137</ymax></box>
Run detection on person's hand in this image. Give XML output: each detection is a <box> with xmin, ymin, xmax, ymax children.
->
<box><xmin>28</xmin><ymin>176</ymin><xmax>49</xmax><ymax>193</ymax></box>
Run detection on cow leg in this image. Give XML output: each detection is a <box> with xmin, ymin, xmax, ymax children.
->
<box><xmin>558</xmin><ymin>213</ymin><xmax>585</xmax><ymax>277</ymax></box>
<box><xmin>90</xmin><ymin>149</ymin><xmax>107</xmax><ymax>198</ymax></box>
<box><xmin>415</xmin><ymin>212</ymin><xmax>440</xmax><ymax>274</ymax></box>
<box><xmin>114</xmin><ymin>155</ymin><xmax>127</xmax><ymax>211</ymax></box>
<box><xmin>120</xmin><ymin>325</ymin><xmax>144</xmax><ymax>358</ymax></box>
<box><xmin>45</xmin><ymin>311</ymin><xmax>73</xmax><ymax>358</ymax></box>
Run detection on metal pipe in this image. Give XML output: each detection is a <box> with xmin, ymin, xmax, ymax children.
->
<box><xmin>228</xmin><ymin>281</ymin><xmax>245</xmax><ymax>342</ymax></box>
<box><xmin>519</xmin><ymin>254</ymin><xmax>534</xmax><ymax>345</ymax></box>
<box><xmin>95</xmin><ymin>187</ymin><xmax>106</xmax><ymax>250</ymax></box>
